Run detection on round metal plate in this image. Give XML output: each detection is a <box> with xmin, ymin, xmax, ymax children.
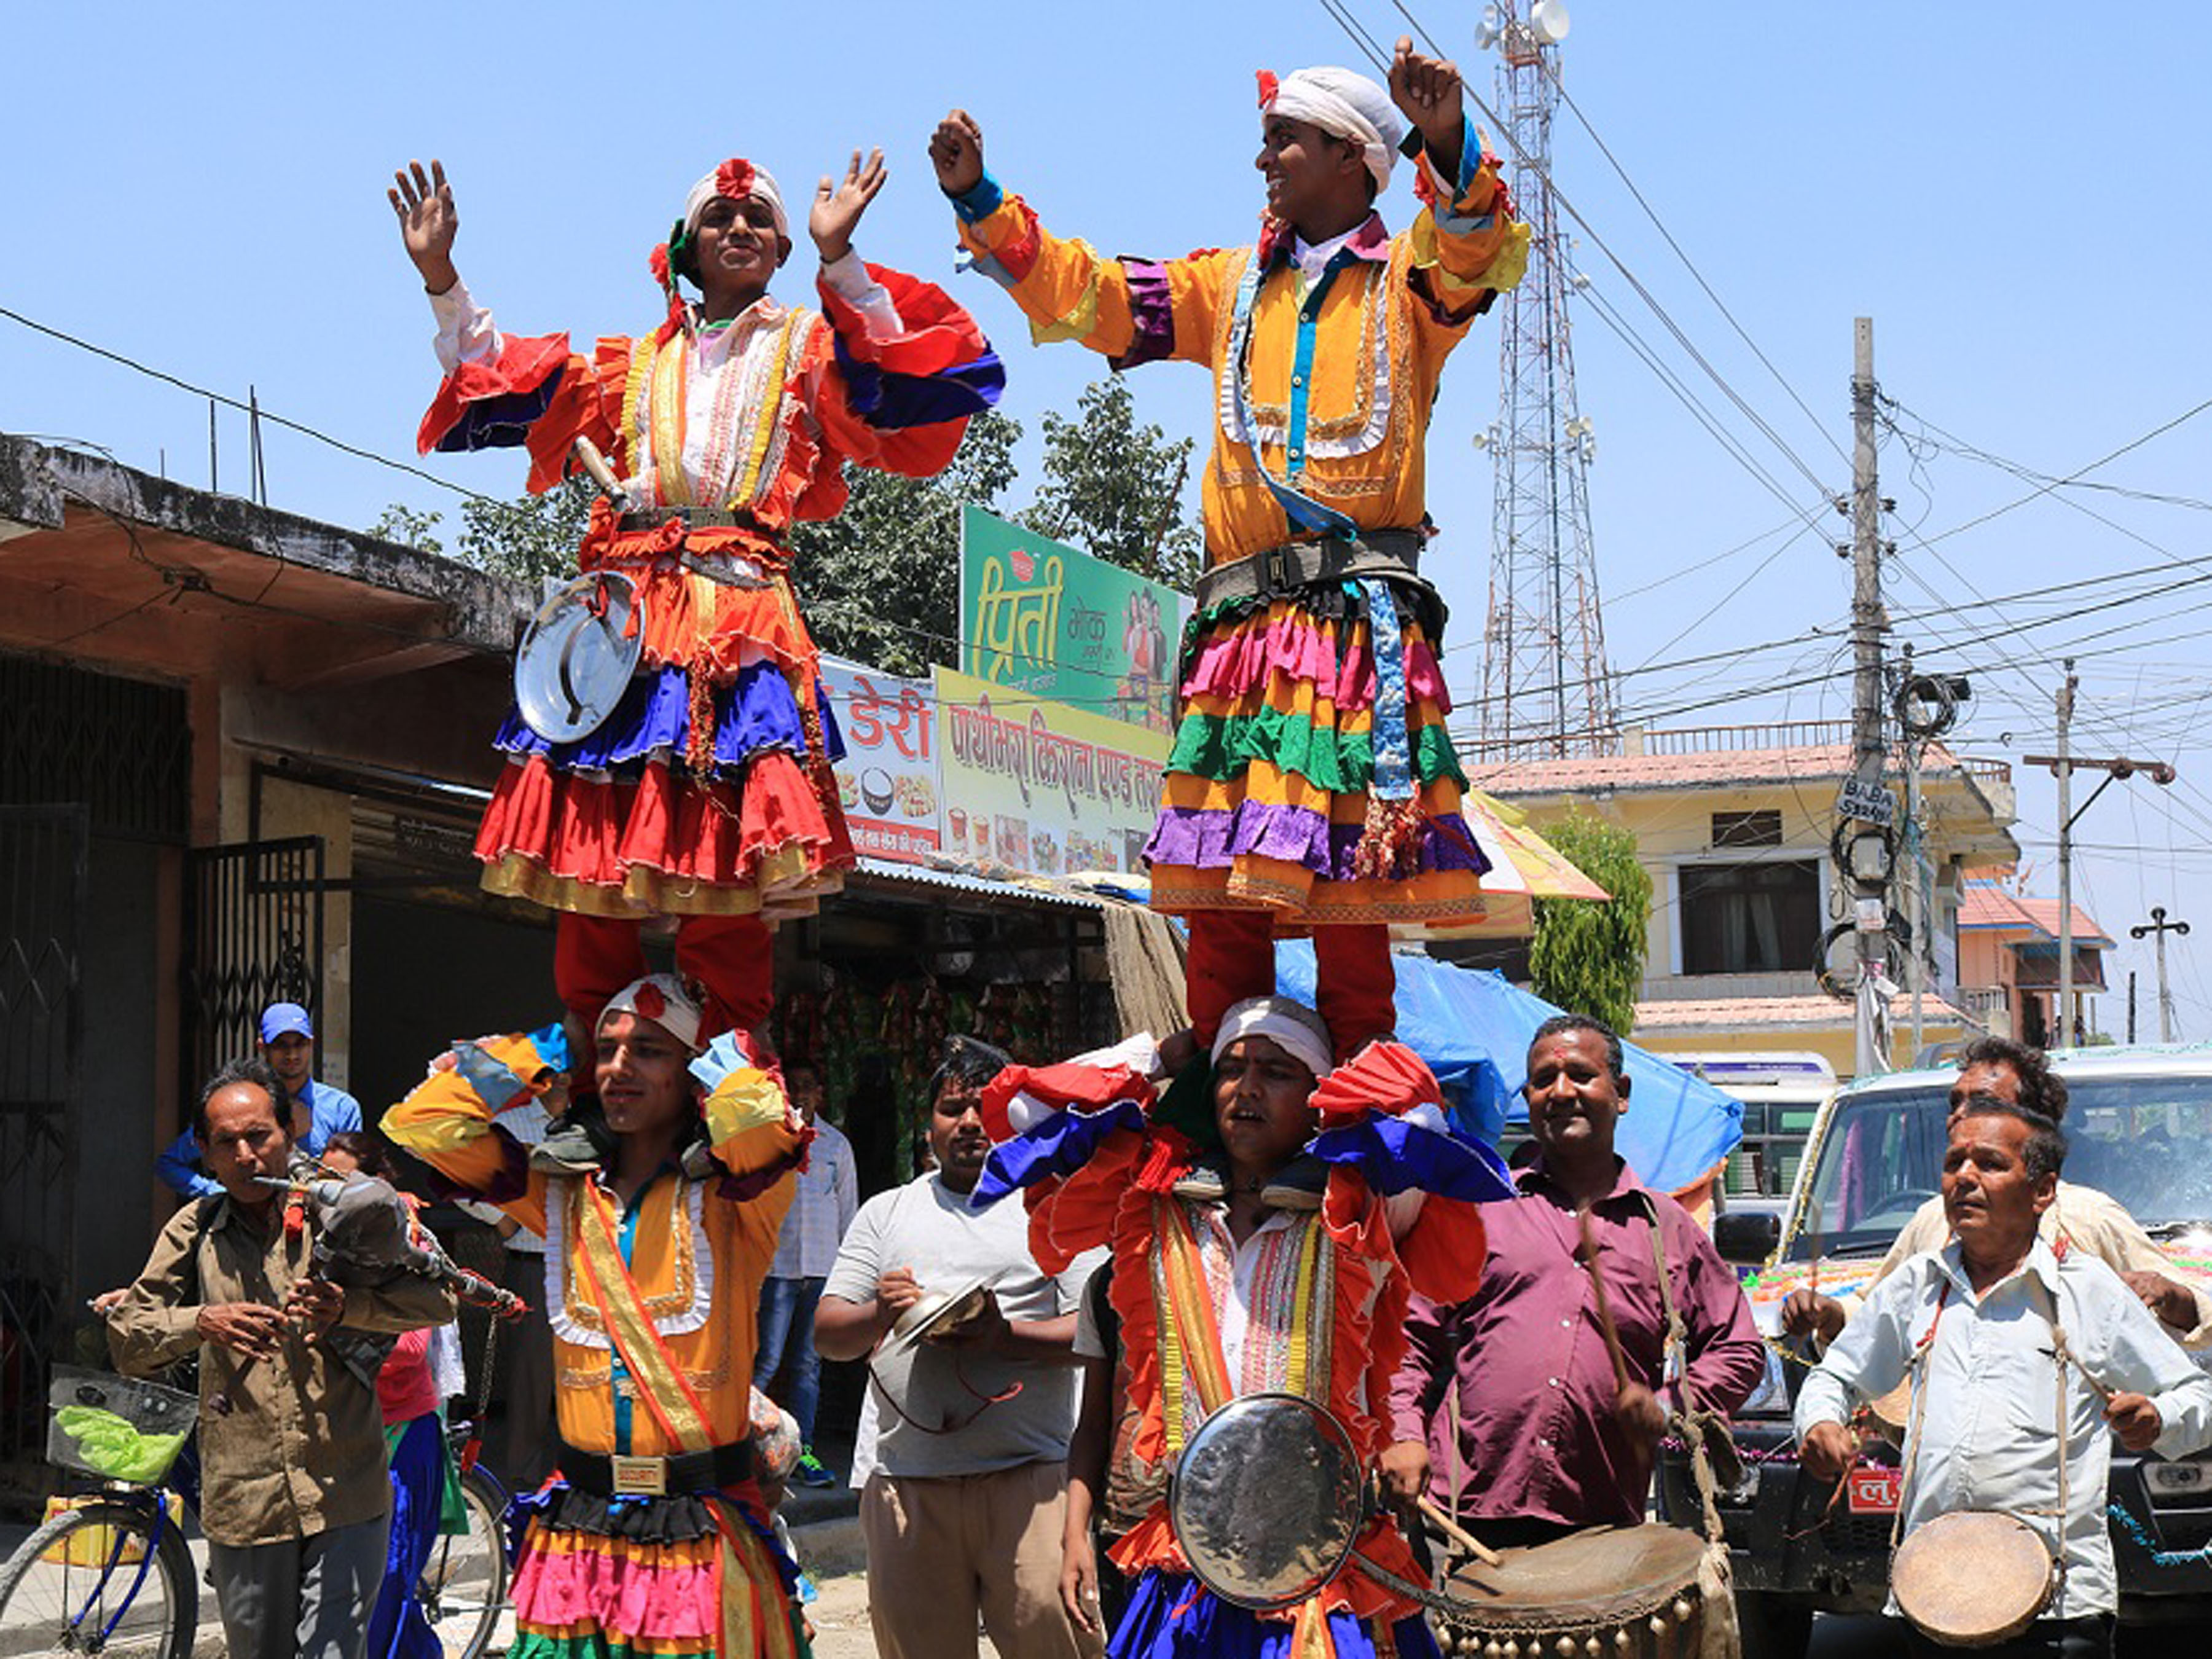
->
<box><xmin>514</xmin><ymin>572</ymin><xmax>643</xmax><ymax>743</ymax></box>
<box><xmin>1169</xmin><ymin>1393</ymin><xmax>1364</xmax><ymax>1611</ymax></box>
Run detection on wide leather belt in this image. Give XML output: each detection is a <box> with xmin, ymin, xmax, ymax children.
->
<box><xmin>616</xmin><ymin>507</ymin><xmax>752</xmax><ymax>532</ymax></box>
<box><xmin>1194</xmin><ymin>529</ymin><xmax>1426</xmax><ymax>611</ymax></box>
<box><xmin>559</xmin><ymin>1437</ymin><xmax>755</xmax><ymax>1499</ymax></box>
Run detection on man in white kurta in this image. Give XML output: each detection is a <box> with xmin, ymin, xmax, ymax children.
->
<box><xmin>1797</xmin><ymin>1100</ymin><xmax>2212</xmax><ymax>1654</ymax></box>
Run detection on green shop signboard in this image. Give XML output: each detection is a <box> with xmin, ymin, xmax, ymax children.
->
<box><xmin>959</xmin><ymin>504</ymin><xmax>1190</xmax><ymax>737</ymax></box>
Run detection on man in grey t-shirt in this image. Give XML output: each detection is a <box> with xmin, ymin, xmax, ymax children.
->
<box><xmin>817</xmin><ymin>1035</ymin><xmax>1103</xmax><ymax>1659</ymax></box>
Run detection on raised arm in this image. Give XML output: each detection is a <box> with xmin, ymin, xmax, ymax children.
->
<box><xmin>1385</xmin><ymin>39</ymin><xmax>1530</xmax><ymax>347</ymax></box>
<box><xmin>382</xmin><ymin>1035</ymin><xmax>552</xmax><ymax>1235</ymax></box>
<box><xmin>390</xmin><ymin>158</ymin><xmax>461</xmax><ymax>296</ymax></box>
<box><xmin>931</xmin><ymin>108</ymin><xmax>1236</xmax><ymax>372</ymax></box>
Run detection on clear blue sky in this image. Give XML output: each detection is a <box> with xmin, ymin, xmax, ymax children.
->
<box><xmin>8</xmin><ymin>2</ymin><xmax>2209</xmax><ymax>1038</ymax></box>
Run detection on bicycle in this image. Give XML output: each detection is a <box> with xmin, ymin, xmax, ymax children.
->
<box><xmin>0</xmin><ymin>1435</ymin><xmax>215</xmax><ymax>1659</ymax></box>
<box><xmin>415</xmin><ymin>1414</ymin><xmax>511</xmax><ymax>1659</ymax></box>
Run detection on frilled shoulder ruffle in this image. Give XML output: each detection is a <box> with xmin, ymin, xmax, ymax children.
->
<box><xmin>417</xmin><ymin>331</ymin><xmax>573</xmax><ymax>460</ymax></box>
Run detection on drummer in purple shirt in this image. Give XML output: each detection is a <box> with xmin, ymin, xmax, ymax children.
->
<box><xmin>1381</xmin><ymin>1014</ymin><xmax>1764</xmax><ymax>1546</ymax></box>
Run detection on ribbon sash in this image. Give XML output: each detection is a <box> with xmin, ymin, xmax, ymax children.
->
<box><xmin>567</xmin><ymin>1179</ymin><xmax>723</xmax><ymax>1454</ymax></box>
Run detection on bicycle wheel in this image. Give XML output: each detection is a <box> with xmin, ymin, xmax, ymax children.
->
<box><xmin>0</xmin><ymin>1498</ymin><xmax>197</xmax><ymax>1659</ymax></box>
<box><xmin>418</xmin><ymin>1464</ymin><xmax>509</xmax><ymax>1659</ymax></box>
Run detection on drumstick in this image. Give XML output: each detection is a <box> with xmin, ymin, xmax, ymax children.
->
<box><xmin>1417</xmin><ymin>1496</ymin><xmax>1504</xmax><ymax>1567</ymax></box>
<box><xmin>1577</xmin><ymin>1203</ymin><xmax>1633</xmax><ymax>1395</ymax></box>
<box><xmin>570</xmin><ymin>436</ymin><xmax>631</xmax><ymax>509</ymax></box>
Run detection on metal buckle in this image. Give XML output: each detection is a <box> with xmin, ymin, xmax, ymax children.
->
<box><xmin>608</xmin><ymin>1455</ymin><xmax>668</xmax><ymax>1497</ymax></box>
<box><xmin>1259</xmin><ymin>544</ymin><xmax>1295</xmax><ymax>596</ymax></box>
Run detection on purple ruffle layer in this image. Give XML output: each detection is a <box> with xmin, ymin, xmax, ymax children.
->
<box><xmin>1142</xmin><ymin>799</ymin><xmax>1490</xmax><ymax>880</ymax></box>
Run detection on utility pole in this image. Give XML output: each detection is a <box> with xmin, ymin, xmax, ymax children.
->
<box><xmin>2025</xmin><ymin>709</ymin><xmax>2176</xmax><ymax>1051</ymax></box>
<box><xmin>2130</xmin><ymin>906</ymin><xmax>2192</xmax><ymax>1043</ymax></box>
<box><xmin>1846</xmin><ymin>317</ymin><xmax>1889</xmax><ymax>1077</ymax></box>
<box><xmin>2128</xmin><ymin>971</ymin><xmax>2138</xmax><ymax>1045</ymax></box>
<box><xmin>2054</xmin><ymin>661</ymin><xmax>2076</xmax><ymax>1047</ymax></box>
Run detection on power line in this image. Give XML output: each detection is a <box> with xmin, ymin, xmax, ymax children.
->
<box><xmin>0</xmin><ymin>303</ymin><xmax>508</xmax><ymax>508</ymax></box>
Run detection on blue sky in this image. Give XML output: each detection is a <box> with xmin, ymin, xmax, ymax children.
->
<box><xmin>8</xmin><ymin>2</ymin><xmax>2210</xmax><ymax>1038</ymax></box>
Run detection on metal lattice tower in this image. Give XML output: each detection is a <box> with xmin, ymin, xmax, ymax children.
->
<box><xmin>1477</xmin><ymin>4</ymin><xmax>1619</xmax><ymax>758</ymax></box>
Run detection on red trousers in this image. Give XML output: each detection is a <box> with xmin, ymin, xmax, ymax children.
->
<box><xmin>554</xmin><ymin>913</ymin><xmax>773</xmax><ymax>1045</ymax></box>
<box><xmin>1184</xmin><ymin>912</ymin><xmax>1396</xmax><ymax>1063</ymax></box>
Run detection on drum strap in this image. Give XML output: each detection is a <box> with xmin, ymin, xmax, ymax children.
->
<box><xmin>1637</xmin><ymin>1193</ymin><xmax>1731</xmax><ymax>1547</ymax></box>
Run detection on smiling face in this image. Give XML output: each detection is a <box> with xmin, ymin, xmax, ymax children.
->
<box><xmin>595</xmin><ymin>1011</ymin><xmax>698</xmax><ymax>1140</ymax></box>
<box><xmin>929</xmin><ymin>1080</ymin><xmax>992</xmax><ymax>1193</ymax></box>
<box><xmin>691</xmin><ymin>194</ymin><xmax>787</xmax><ymax>310</ymax></box>
<box><xmin>1942</xmin><ymin>1109</ymin><xmax>2054</xmax><ymax>1266</ymax></box>
<box><xmin>1254</xmin><ymin>114</ymin><xmax>1370</xmax><ymax>236</ymax></box>
<box><xmin>1524</xmin><ymin>1029</ymin><xmax>1629</xmax><ymax>1164</ymax></box>
<box><xmin>1212</xmin><ymin>1035</ymin><xmax>1319</xmax><ymax>1180</ymax></box>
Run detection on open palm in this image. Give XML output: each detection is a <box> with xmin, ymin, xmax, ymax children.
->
<box><xmin>810</xmin><ymin>148</ymin><xmax>887</xmax><ymax>265</ymax></box>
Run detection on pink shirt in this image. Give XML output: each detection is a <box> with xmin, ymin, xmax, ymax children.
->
<box><xmin>1387</xmin><ymin>1158</ymin><xmax>1765</xmax><ymax>1527</ymax></box>
<box><xmin>377</xmin><ymin>1325</ymin><xmax>440</xmax><ymax>1427</ymax></box>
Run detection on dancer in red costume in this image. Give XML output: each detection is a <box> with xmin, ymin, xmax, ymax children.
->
<box><xmin>391</xmin><ymin>150</ymin><xmax>1001</xmax><ymax>1040</ymax></box>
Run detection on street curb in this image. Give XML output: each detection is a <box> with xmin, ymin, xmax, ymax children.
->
<box><xmin>790</xmin><ymin>1512</ymin><xmax>868</xmax><ymax>1578</ymax></box>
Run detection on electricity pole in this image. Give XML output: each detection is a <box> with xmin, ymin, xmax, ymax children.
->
<box><xmin>2054</xmin><ymin>661</ymin><xmax>2076</xmax><ymax>1046</ymax></box>
<box><xmin>2130</xmin><ymin>907</ymin><xmax>2191</xmax><ymax>1043</ymax></box>
<box><xmin>2025</xmin><ymin>698</ymin><xmax>2176</xmax><ymax>1049</ymax></box>
<box><xmin>1846</xmin><ymin>318</ymin><xmax>1889</xmax><ymax>1077</ymax></box>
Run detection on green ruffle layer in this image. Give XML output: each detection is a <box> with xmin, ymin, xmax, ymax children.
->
<box><xmin>1166</xmin><ymin>705</ymin><xmax>1467</xmax><ymax>792</ymax></box>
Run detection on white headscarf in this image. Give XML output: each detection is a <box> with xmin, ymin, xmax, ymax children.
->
<box><xmin>600</xmin><ymin>973</ymin><xmax>705</xmax><ymax>1054</ymax></box>
<box><xmin>1261</xmin><ymin>66</ymin><xmax>1406</xmax><ymax>196</ymax></box>
<box><xmin>1211</xmin><ymin>995</ymin><xmax>1334</xmax><ymax>1082</ymax></box>
<box><xmin>681</xmin><ymin>157</ymin><xmax>789</xmax><ymax>241</ymax></box>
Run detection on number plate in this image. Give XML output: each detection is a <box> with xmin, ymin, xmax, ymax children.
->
<box><xmin>1846</xmin><ymin>1469</ymin><xmax>1902</xmax><ymax>1514</ymax></box>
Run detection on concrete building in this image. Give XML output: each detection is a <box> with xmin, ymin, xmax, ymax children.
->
<box><xmin>1954</xmin><ymin>873</ymin><xmax>2114</xmax><ymax>1045</ymax></box>
<box><xmin>1463</xmin><ymin>720</ymin><xmax>2020</xmax><ymax>1080</ymax></box>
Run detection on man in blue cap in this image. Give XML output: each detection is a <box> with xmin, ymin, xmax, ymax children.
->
<box><xmin>157</xmin><ymin>1002</ymin><xmax>364</xmax><ymax>1199</ymax></box>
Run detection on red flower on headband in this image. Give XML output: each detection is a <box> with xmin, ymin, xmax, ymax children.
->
<box><xmin>1256</xmin><ymin>70</ymin><xmax>1280</xmax><ymax>109</ymax></box>
<box><xmin>649</xmin><ymin>243</ymin><xmax>672</xmax><ymax>287</ymax></box>
<box><xmin>634</xmin><ymin>982</ymin><xmax>668</xmax><ymax>1021</ymax></box>
<box><xmin>715</xmin><ymin>159</ymin><xmax>756</xmax><ymax>202</ymax></box>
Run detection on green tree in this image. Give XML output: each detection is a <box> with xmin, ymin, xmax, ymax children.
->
<box><xmin>787</xmin><ymin>409</ymin><xmax>1023</xmax><ymax>676</ymax></box>
<box><xmin>1022</xmin><ymin>378</ymin><xmax>1203</xmax><ymax>592</ymax></box>
<box><xmin>371</xmin><ymin>478</ymin><xmax>597</xmax><ymax>586</ymax></box>
<box><xmin>1527</xmin><ymin>809</ymin><xmax>1653</xmax><ymax>1037</ymax></box>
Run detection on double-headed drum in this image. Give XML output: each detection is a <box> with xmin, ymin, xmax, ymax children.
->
<box><xmin>1891</xmin><ymin>1511</ymin><xmax>2053</xmax><ymax>1648</ymax></box>
<box><xmin>1428</xmin><ymin>1524</ymin><xmax>1715</xmax><ymax>1658</ymax></box>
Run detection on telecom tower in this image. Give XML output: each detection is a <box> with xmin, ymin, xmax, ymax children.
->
<box><xmin>1475</xmin><ymin>0</ymin><xmax>1619</xmax><ymax>758</ymax></box>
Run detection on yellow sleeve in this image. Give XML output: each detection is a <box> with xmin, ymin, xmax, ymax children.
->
<box><xmin>954</xmin><ymin>181</ymin><xmax>1238</xmax><ymax>370</ymax></box>
<box><xmin>381</xmin><ymin>1040</ymin><xmax>550</xmax><ymax>1236</ymax></box>
<box><xmin>1401</xmin><ymin>121</ymin><xmax>1531</xmax><ymax>356</ymax></box>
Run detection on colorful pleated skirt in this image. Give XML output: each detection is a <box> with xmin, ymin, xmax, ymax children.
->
<box><xmin>504</xmin><ymin>1480</ymin><xmax>807</xmax><ymax>1659</ymax></box>
<box><xmin>1143</xmin><ymin>578</ymin><xmax>1490</xmax><ymax>926</ymax></box>
<box><xmin>1109</xmin><ymin>1569</ymin><xmax>1442</xmax><ymax>1659</ymax></box>
<box><xmin>474</xmin><ymin>519</ymin><xmax>853</xmax><ymax>922</ymax></box>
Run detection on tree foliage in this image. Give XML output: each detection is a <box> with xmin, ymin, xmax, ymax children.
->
<box><xmin>1022</xmin><ymin>378</ymin><xmax>1204</xmax><ymax>593</ymax></box>
<box><xmin>374</xmin><ymin>374</ymin><xmax>1205</xmax><ymax>673</ymax></box>
<box><xmin>788</xmin><ymin>409</ymin><xmax>1022</xmax><ymax>676</ymax></box>
<box><xmin>370</xmin><ymin>479</ymin><xmax>597</xmax><ymax>587</ymax></box>
<box><xmin>1527</xmin><ymin>809</ymin><xmax>1653</xmax><ymax>1037</ymax></box>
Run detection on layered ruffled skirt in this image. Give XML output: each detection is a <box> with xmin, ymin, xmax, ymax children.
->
<box><xmin>1109</xmin><ymin>1569</ymin><xmax>1442</xmax><ymax>1659</ymax></box>
<box><xmin>504</xmin><ymin>1480</ymin><xmax>806</xmax><ymax>1659</ymax></box>
<box><xmin>474</xmin><ymin>512</ymin><xmax>853</xmax><ymax>921</ymax></box>
<box><xmin>1143</xmin><ymin>579</ymin><xmax>1491</xmax><ymax>925</ymax></box>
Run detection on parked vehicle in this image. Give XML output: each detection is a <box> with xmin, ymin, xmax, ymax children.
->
<box><xmin>1661</xmin><ymin>1046</ymin><xmax>2212</xmax><ymax>1655</ymax></box>
<box><xmin>1666</xmin><ymin>1051</ymin><xmax>1837</xmax><ymax>1204</ymax></box>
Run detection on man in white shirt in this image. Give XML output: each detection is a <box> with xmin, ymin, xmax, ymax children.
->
<box><xmin>1797</xmin><ymin>1097</ymin><xmax>2212</xmax><ymax>1657</ymax></box>
<box><xmin>1781</xmin><ymin>1037</ymin><xmax>2209</xmax><ymax>1349</ymax></box>
<box><xmin>815</xmin><ymin>1035</ymin><xmax>1102</xmax><ymax>1659</ymax></box>
<box><xmin>754</xmin><ymin>1059</ymin><xmax>857</xmax><ymax>1487</ymax></box>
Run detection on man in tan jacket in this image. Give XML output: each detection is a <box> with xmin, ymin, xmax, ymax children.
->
<box><xmin>110</xmin><ymin>1057</ymin><xmax>453</xmax><ymax>1659</ymax></box>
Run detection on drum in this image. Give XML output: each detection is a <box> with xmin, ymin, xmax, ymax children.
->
<box><xmin>1891</xmin><ymin>1511</ymin><xmax>2053</xmax><ymax>1648</ymax></box>
<box><xmin>1427</xmin><ymin>1524</ymin><xmax>1716</xmax><ymax>1658</ymax></box>
<box><xmin>1167</xmin><ymin>1394</ymin><xmax>1366</xmax><ymax>1611</ymax></box>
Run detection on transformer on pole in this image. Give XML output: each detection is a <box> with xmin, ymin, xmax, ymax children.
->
<box><xmin>1476</xmin><ymin>0</ymin><xmax>1620</xmax><ymax>759</ymax></box>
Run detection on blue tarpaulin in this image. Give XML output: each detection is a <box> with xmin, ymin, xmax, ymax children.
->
<box><xmin>1274</xmin><ymin>944</ymin><xmax>1742</xmax><ymax>1194</ymax></box>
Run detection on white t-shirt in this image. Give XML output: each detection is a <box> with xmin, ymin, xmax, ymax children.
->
<box><xmin>824</xmin><ymin>1173</ymin><xmax>1098</xmax><ymax>1478</ymax></box>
